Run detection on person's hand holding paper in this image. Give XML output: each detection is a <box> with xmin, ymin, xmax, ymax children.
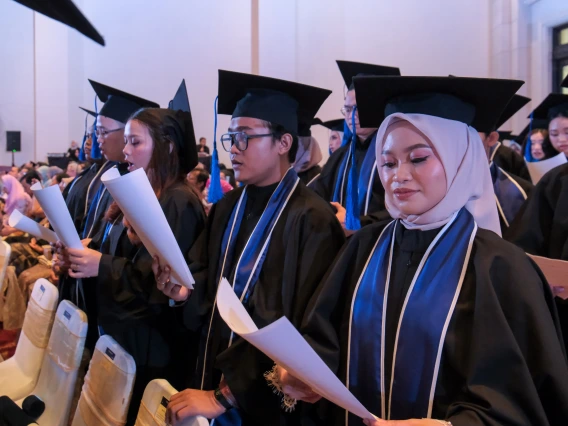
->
<box><xmin>216</xmin><ymin>278</ymin><xmax>375</xmax><ymax>421</ymax></box>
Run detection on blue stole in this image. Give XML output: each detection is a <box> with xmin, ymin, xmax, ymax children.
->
<box><xmin>207</xmin><ymin>169</ymin><xmax>300</xmax><ymax>426</ymax></box>
<box><xmin>347</xmin><ymin>209</ymin><xmax>477</xmax><ymax>424</ymax></box>
<box><xmin>490</xmin><ymin>162</ymin><xmax>527</xmax><ymax>228</ymax></box>
<box><xmin>216</xmin><ymin>168</ymin><xmax>300</xmax><ymax>303</ymax></box>
<box><xmin>332</xmin><ymin>134</ymin><xmax>377</xmax><ymax>216</ymax></box>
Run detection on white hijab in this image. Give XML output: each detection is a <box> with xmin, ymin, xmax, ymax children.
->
<box><xmin>293</xmin><ymin>136</ymin><xmax>323</xmax><ymax>173</ymax></box>
<box><xmin>376</xmin><ymin>113</ymin><xmax>501</xmax><ymax>235</ymax></box>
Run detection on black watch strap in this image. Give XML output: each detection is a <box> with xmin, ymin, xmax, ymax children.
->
<box><xmin>214</xmin><ymin>387</ymin><xmax>233</xmax><ymax>411</ymax></box>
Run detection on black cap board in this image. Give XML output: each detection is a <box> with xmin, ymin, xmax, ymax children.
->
<box><xmin>298</xmin><ymin>118</ymin><xmax>326</xmax><ymax>137</ymax></box>
<box><xmin>317</xmin><ymin>118</ymin><xmax>345</xmax><ymax>132</ymax></box>
<box><xmin>156</xmin><ymin>79</ymin><xmax>198</xmax><ymax>173</ymax></box>
<box><xmin>336</xmin><ymin>60</ymin><xmax>400</xmax><ymax>90</ymax></box>
<box><xmin>528</xmin><ymin>93</ymin><xmax>568</xmax><ymax>120</ymax></box>
<box><xmin>217</xmin><ymin>70</ymin><xmax>331</xmax><ymax>135</ymax></box>
<box><xmin>169</xmin><ymin>79</ymin><xmax>190</xmax><ymax>113</ymax></box>
<box><xmin>495</xmin><ymin>94</ymin><xmax>530</xmax><ymax>130</ymax></box>
<box><xmin>89</xmin><ymin>80</ymin><xmax>159</xmax><ymax>124</ymax></box>
<box><xmin>497</xmin><ymin>131</ymin><xmax>514</xmax><ymax>141</ymax></box>
<box><xmin>352</xmin><ymin>76</ymin><xmax>524</xmax><ymax>131</ymax></box>
<box><xmin>14</xmin><ymin>0</ymin><xmax>104</xmax><ymax>46</ymax></box>
<box><xmin>562</xmin><ymin>75</ymin><xmax>568</xmax><ymax>88</ymax></box>
<box><xmin>79</xmin><ymin>107</ymin><xmax>97</xmax><ymax>117</ymax></box>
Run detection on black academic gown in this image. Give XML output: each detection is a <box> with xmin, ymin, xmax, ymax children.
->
<box><xmin>302</xmin><ymin>221</ymin><xmax>568</xmax><ymax>426</ymax></box>
<box><xmin>84</xmin><ymin>162</ymin><xmax>129</xmax><ymax>251</ymax></box>
<box><xmin>492</xmin><ymin>167</ymin><xmax>533</xmax><ymax>233</ymax></box>
<box><xmin>298</xmin><ymin>165</ymin><xmax>322</xmax><ymax>186</ymax></box>
<box><xmin>63</xmin><ymin>162</ymin><xmax>97</xmax><ymax>233</ymax></box>
<box><xmin>492</xmin><ymin>144</ymin><xmax>531</xmax><ymax>182</ymax></box>
<box><xmin>310</xmin><ymin>132</ymin><xmax>390</xmax><ymax>226</ymax></box>
<box><xmin>97</xmin><ymin>182</ymin><xmax>206</xmax><ymax>425</ymax></box>
<box><xmin>58</xmin><ymin>160</ymin><xmax>113</xmax><ymax>349</ymax></box>
<box><xmin>507</xmin><ymin>163</ymin><xmax>568</xmax><ymax>350</ymax></box>
<box><xmin>183</xmin><ymin>182</ymin><xmax>346</xmax><ymax>426</ymax></box>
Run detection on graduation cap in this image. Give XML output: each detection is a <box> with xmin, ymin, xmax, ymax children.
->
<box><xmin>317</xmin><ymin>118</ymin><xmax>345</xmax><ymax>132</ymax></box>
<box><xmin>89</xmin><ymin>79</ymin><xmax>159</xmax><ymax>124</ymax></box>
<box><xmin>336</xmin><ymin>60</ymin><xmax>400</xmax><ymax>90</ymax></box>
<box><xmin>528</xmin><ymin>93</ymin><xmax>568</xmax><ymax>120</ymax></box>
<box><xmin>79</xmin><ymin>107</ymin><xmax>97</xmax><ymax>117</ymax></box>
<box><xmin>352</xmin><ymin>76</ymin><xmax>524</xmax><ymax>132</ymax></box>
<box><xmin>298</xmin><ymin>118</ymin><xmax>327</xmax><ymax>137</ymax></box>
<box><xmin>158</xmin><ymin>79</ymin><xmax>198</xmax><ymax>173</ymax></box>
<box><xmin>14</xmin><ymin>0</ymin><xmax>104</xmax><ymax>46</ymax></box>
<box><xmin>515</xmin><ymin>119</ymin><xmax>549</xmax><ymax>145</ymax></box>
<box><xmin>494</xmin><ymin>94</ymin><xmax>530</xmax><ymax>130</ymax></box>
<box><xmin>497</xmin><ymin>131</ymin><xmax>515</xmax><ymax>141</ymax></box>
<box><xmin>217</xmin><ymin>70</ymin><xmax>332</xmax><ymax>135</ymax></box>
<box><xmin>562</xmin><ymin>75</ymin><xmax>568</xmax><ymax>88</ymax></box>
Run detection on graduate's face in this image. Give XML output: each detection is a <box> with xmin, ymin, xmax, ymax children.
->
<box><xmin>379</xmin><ymin>121</ymin><xmax>447</xmax><ymax>216</ymax></box>
<box><xmin>123</xmin><ymin>119</ymin><xmax>154</xmax><ymax>173</ymax></box>
<box><xmin>228</xmin><ymin>117</ymin><xmax>291</xmax><ymax>186</ymax></box>
<box><xmin>329</xmin><ymin>131</ymin><xmax>342</xmax><ymax>153</ymax></box>
<box><xmin>344</xmin><ymin>90</ymin><xmax>377</xmax><ymax>140</ymax></box>
<box><xmin>84</xmin><ymin>136</ymin><xmax>93</xmax><ymax>162</ymax></box>
<box><xmin>549</xmin><ymin>116</ymin><xmax>568</xmax><ymax>155</ymax></box>
<box><xmin>96</xmin><ymin>115</ymin><xmax>126</xmax><ymax>162</ymax></box>
<box><xmin>530</xmin><ymin>131</ymin><xmax>546</xmax><ymax>160</ymax></box>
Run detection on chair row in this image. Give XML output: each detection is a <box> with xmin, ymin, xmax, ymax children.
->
<box><xmin>0</xmin><ymin>279</ymin><xmax>208</xmax><ymax>426</ymax></box>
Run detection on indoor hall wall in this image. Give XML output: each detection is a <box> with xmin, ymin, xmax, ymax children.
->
<box><xmin>0</xmin><ymin>2</ymin><xmax>35</xmax><ymax>166</ymax></box>
<box><xmin>259</xmin><ymin>0</ymin><xmax>492</xmax><ymax>164</ymax></box>
<box><xmin>79</xmin><ymin>0</ymin><xmax>253</xmax><ymax>169</ymax></box>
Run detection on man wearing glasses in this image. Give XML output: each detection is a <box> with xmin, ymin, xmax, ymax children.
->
<box><xmin>56</xmin><ymin>80</ymin><xmax>158</xmax><ymax>351</ymax></box>
<box><xmin>311</xmin><ymin>61</ymin><xmax>400</xmax><ymax>234</ymax></box>
<box><xmin>153</xmin><ymin>70</ymin><xmax>345</xmax><ymax>425</ymax></box>
<box><xmin>82</xmin><ymin>80</ymin><xmax>159</xmax><ymax>249</ymax></box>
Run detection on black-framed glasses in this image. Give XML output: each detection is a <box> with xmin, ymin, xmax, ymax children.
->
<box><xmin>95</xmin><ymin>127</ymin><xmax>124</xmax><ymax>138</ymax></box>
<box><xmin>220</xmin><ymin>132</ymin><xmax>275</xmax><ymax>152</ymax></box>
<box><xmin>340</xmin><ymin>105</ymin><xmax>358</xmax><ymax>117</ymax></box>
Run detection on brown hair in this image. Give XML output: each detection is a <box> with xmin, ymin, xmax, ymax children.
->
<box><xmin>105</xmin><ymin>108</ymin><xmax>200</xmax><ymax>222</ymax></box>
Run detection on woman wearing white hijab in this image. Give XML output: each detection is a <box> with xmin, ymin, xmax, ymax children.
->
<box><xmin>277</xmin><ymin>77</ymin><xmax>568</xmax><ymax>426</ymax></box>
<box><xmin>293</xmin><ymin>135</ymin><xmax>323</xmax><ymax>185</ymax></box>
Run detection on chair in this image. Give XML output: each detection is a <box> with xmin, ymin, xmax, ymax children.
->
<box><xmin>15</xmin><ymin>299</ymin><xmax>88</xmax><ymax>426</ymax></box>
<box><xmin>72</xmin><ymin>335</ymin><xmax>136</xmax><ymax>426</ymax></box>
<box><xmin>135</xmin><ymin>379</ymin><xmax>209</xmax><ymax>426</ymax></box>
<box><xmin>0</xmin><ymin>279</ymin><xmax>58</xmax><ymax>399</ymax></box>
<box><xmin>0</xmin><ymin>240</ymin><xmax>12</xmax><ymax>293</ymax></box>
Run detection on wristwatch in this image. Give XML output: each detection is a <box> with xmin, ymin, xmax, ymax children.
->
<box><xmin>214</xmin><ymin>387</ymin><xmax>233</xmax><ymax>411</ymax></box>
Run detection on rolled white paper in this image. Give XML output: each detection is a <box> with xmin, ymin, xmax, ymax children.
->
<box><xmin>101</xmin><ymin>168</ymin><xmax>194</xmax><ymax>289</ymax></box>
<box><xmin>8</xmin><ymin>210</ymin><xmax>58</xmax><ymax>244</ymax></box>
<box><xmin>216</xmin><ymin>278</ymin><xmax>374</xmax><ymax>420</ymax></box>
<box><xmin>30</xmin><ymin>183</ymin><xmax>83</xmax><ymax>249</ymax></box>
<box><xmin>526</xmin><ymin>153</ymin><xmax>567</xmax><ymax>184</ymax></box>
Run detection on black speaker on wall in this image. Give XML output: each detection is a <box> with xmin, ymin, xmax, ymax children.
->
<box><xmin>6</xmin><ymin>131</ymin><xmax>21</xmax><ymax>152</ymax></box>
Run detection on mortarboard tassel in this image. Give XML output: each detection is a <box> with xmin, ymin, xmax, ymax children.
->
<box><xmin>345</xmin><ymin>108</ymin><xmax>361</xmax><ymax>231</ymax></box>
<box><xmin>78</xmin><ymin>113</ymin><xmax>88</xmax><ymax>162</ymax></box>
<box><xmin>91</xmin><ymin>94</ymin><xmax>102</xmax><ymax>160</ymax></box>
<box><xmin>208</xmin><ymin>96</ymin><xmax>224</xmax><ymax>203</ymax></box>
<box><xmin>341</xmin><ymin>119</ymin><xmax>352</xmax><ymax>148</ymax></box>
